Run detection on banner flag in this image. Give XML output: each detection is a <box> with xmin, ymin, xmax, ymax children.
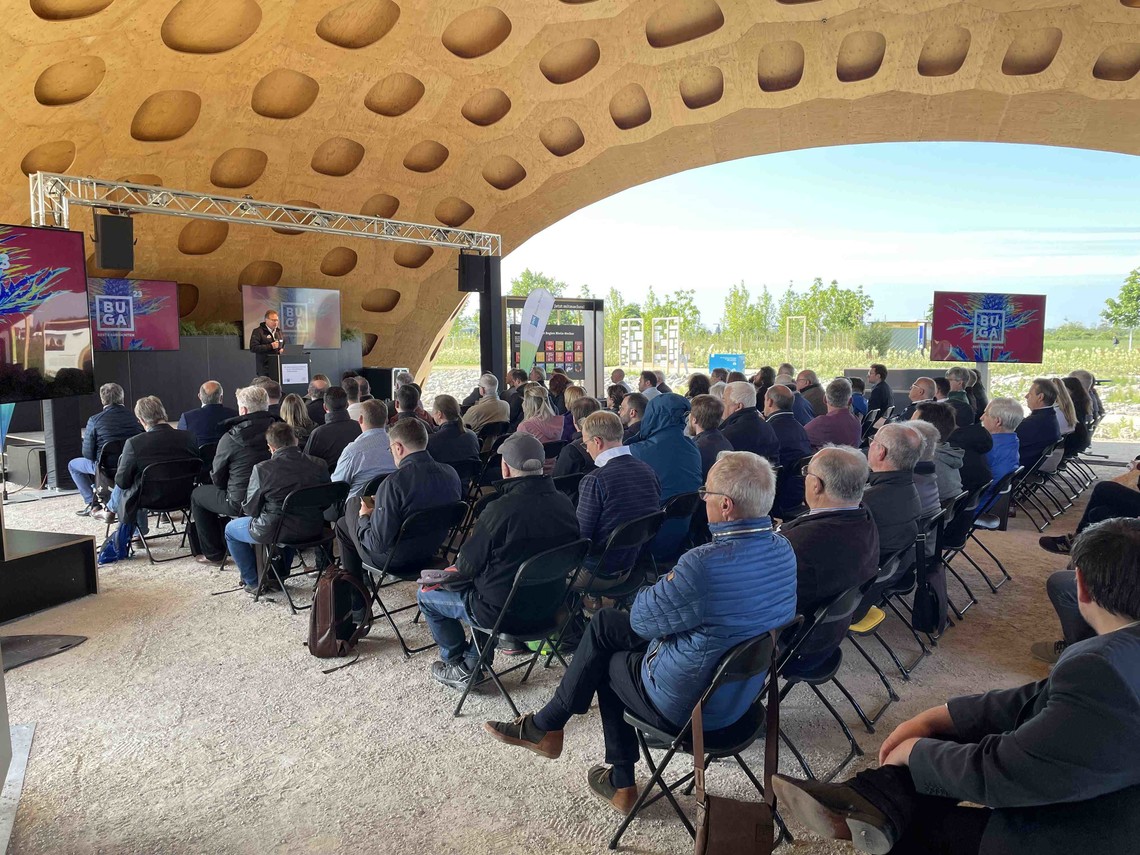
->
<box><xmin>518</xmin><ymin>288</ymin><xmax>556</xmax><ymax>372</ymax></box>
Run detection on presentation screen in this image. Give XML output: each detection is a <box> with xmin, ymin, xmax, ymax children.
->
<box><xmin>88</xmin><ymin>277</ymin><xmax>180</xmax><ymax>351</ymax></box>
<box><xmin>511</xmin><ymin>324</ymin><xmax>586</xmax><ymax>381</ymax></box>
<box><xmin>930</xmin><ymin>291</ymin><xmax>1047</xmax><ymax>364</ymax></box>
<box><xmin>0</xmin><ymin>224</ymin><xmax>94</xmax><ymax>403</ymax></box>
<box><xmin>241</xmin><ymin>286</ymin><xmax>341</xmax><ymax>350</ymax></box>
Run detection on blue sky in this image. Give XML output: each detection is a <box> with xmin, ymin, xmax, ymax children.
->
<box><xmin>501</xmin><ymin>142</ymin><xmax>1140</xmax><ymax>328</ymax></box>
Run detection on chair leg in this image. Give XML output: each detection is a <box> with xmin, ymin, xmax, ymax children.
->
<box><xmin>608</xmin><ymin>740</ymin><xmax>690</xmax><ymax>850</ymax></box>
<box><xmin>779</xmin><ymin>727</ymin><xmax>816</xmax><ymax>781</ymax></box>
<box><xmin>368</xmin><ymin>577</ymin><xmax>438</xmax><ymax>658</ymax></box>
<box><xmin>967</xmin><ymin>532</ymin><xmax>1012</xmax><ymax>588</ymax></box>
<box><xmin>944</xmin><ymin>562</ymin><xmax>981</xmax><ymax>610</ymax></box>
<box><xmin>733</xmin><ymin>753</ymin><xmax>794</xmax><ymax>844</ymax></box>
<box><xmin>454</xmin><ymin>631</ymin><xmax>507</xmax><ymax>718</ymax></box>
<box><xmin>807</xmin><ymin>683</ymin><xmax>864</xmax><ymax>782</ymax></box>
<box><xmin>829</xmin><ymin>676</ymin><xmax>875</xmax><ymax>734</ymax></box>
<box><xmin>845</xmin><ymin>635</ymin><xmax>898</xmax><ymax>726</ymax></box>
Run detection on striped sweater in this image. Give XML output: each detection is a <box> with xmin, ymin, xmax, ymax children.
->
<box><xmin>577</xmin><ymin>454</ymin><xmax>661</xmax><ymax>574</ymax></box>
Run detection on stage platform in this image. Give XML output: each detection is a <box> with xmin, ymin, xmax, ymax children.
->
<box><xmin>0</xmin><ymin>529</ymin><xmax>96</xmax><ymax>624</ymax></box>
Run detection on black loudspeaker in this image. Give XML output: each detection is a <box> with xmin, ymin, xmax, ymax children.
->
<box><xmin>458</xmin><ymin>253</ymin><xmax>488</xmax><ymax>293</ymax></box>
<box><xmin>94</xmin><ymin>212</ymin><xmax>134</xmax><ymax>270</ymax></box>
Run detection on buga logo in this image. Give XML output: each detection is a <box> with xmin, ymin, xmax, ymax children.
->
<box><xmin>95</xmin><ymin>294</ymin><xmax>134</xmax><ymax>333</ymax></box>
<box><xmin>280</xmin><ymin>302</ymin><xmax>309</xmax><ymax>334</ymax></box>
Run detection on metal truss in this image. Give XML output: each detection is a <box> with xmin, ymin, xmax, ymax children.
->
<box><xmin>28</xmin><ymin>172</ymin><xmax>501</xmax><ymax>256</ymax></box>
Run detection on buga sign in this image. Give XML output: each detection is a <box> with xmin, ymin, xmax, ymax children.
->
<box><xmin>94</xmin><ymin>294</ymin><xmax>134</xmax><ymax>333</ymax></box>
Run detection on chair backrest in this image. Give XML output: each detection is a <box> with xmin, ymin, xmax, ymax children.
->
<box><xmin>542</xmin><ymin>440</ymin><xmax>566</xmax><ymax>460</ymax></box>
<box><xmin>595</xmin><ymin>509</ymin><xmax>666</xmax><ymax>575</ymax></box>
<box><xmin>477</xmin><ymin>421</ymin><xmax>507</xmax><ymax>452</ymax></box>
<box><xmin>784</xmin><ymin>583</ymin><xmax>865</xmax><ymax>673</ymax></box>
<box><xmin>362</xmin><ymin>472</ymin><xmax>391</xmax><ymax>497</ymax></box>
<box><xmin>552</xmin><ymin>472</ymin><xmax>585</xmax><ymax>502</ymax></box>
<box><xmin>861</xmin><ymin>409</ymin><xmax>880</xmax><ymax>440</ymax></box>
<box><xmin>136</xmin><ymin>459</ymin><xmax>204</xmax><ymax>512</ymax></box>
<box><xmin>981</xmin><ymin>465</ymin><xmax>1023</xmax><ymax>529</ymax></box>
<box><xmin>96</xmin><ymin>438</ymin><xmax>126</xmax><ymax>478</ymax></box>
<box><xmin>447</xmin><ymin>457</ymin><xmax>482</xmax><ymax>489</ymax></box>
<box><xmin>269</xmin><ymin>481</ymin><xmax>350</xmax><ymax>546</ymax></box>
<box><xmin>942</xmin><ymin>480</ymin><xmax>993</xmax><ymax>548</ymax></box>
<box><xmin>1039</xmin><ymin>445</ymin><xmax>1065</xmax><ymax>475</ymax></box>
<box><xmin>383</xmin><ymin>500</ymin><xmax>470</xmax><ymax>572</ymax></box>
<box><xmin>476</xmin><ymin>452</ymin><xmax>504</xmax><ymax>488</ymax></box>
<box><xmin>197</xmin><ymin>441</ymin><xmax>218</xmax><ymax>468</ymax></box>
<box><xmin>881</xmin><ymin>405</ymin><xmax>895</xmax><ymax>421</ymax></box>
<box><xmin>495</xmin><ymin>538</ymin><xmax>591</xmax><ymax>634</ymax></box>
<box><xmin>662</xmin><ymin>491</ymin><xmax>701</xmax><ymax>521</ymax></box>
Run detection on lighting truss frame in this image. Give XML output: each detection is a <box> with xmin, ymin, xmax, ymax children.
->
<box><xmin>28</xmin><ymin>172</ymin><xmax>501</xmax><ymax>256</ymax></box>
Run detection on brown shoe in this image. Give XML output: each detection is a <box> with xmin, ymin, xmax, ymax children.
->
<box><xmin>587</xmin><ymin>765</ymin><xmax>638</xmax><ymax>815</ymax></box>
<box><xmin>195</xmin><ymin>555</ymin><xmax>220</xmax><ymax>566</ymax></box>
<box><xmin>771</xmin><ymin>775</ymin><xmax>898</xmax><ymax>854</ymax></box>
<box><xmin>483</xmin><ymin>714</ymin><xmax>563</xmax><ymax>759</ymax></box>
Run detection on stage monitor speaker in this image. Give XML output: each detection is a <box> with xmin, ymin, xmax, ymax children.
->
<box><xmin>94</xmin><ymin>212</ymin><xmax>134</xmax><ymax>271</ymax></box>
<box><xmin>458</xmin><ymin>254</ymin><xmax>488</xmax><ymax>293</ymax></box>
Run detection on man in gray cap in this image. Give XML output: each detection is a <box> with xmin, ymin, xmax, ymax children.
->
<box><xmin>418</xmin><ymin>431</ymin><xmax>581</xmax><ymax>690</ymax></box>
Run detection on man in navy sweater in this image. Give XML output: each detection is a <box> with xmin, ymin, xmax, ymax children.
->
<box><xmin>1016</xmin><ymin>378</ymin><xmax>1061</xmax><ymax>467</ymax></box>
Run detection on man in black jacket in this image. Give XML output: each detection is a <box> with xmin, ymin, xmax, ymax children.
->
<box><xmin>69</xmin><ymin>382</ymin><xmax>143</xmax><ymax>515</ymax></box>
<box><xmin>863</xmin><ymin>423</ymin><xmax>922</xmax><ymax>563</ymax></box>
<box><xmin>223</xmin><ymin>422</ymin><xmax>329</xmax><ymax>592</ymax></box>
<box><xmin>720</xmin><ymin>381</ymin><xmax>779</xmax><ymax>462</ymax></box>
<box><xmin>305</xmin><ymin>376</ymin><xmax>329</xmax><ymax>424</ymax></box>
<box><xmin>1016</xmin><ymin>378</ymin><xmax>1061</xmax><ymax>467</ymax></box>
<box><xmin>303</xmin><ymin>386</ymin><xmax>361</xmax><ymax>472</ymax></box>
<box><xmin>189</xmin><ymin>385</ymin><xmax>275</xmax><ymax>563</ymax></box>
<box><xmin>764</xmin><ymin>384</ymin><xmax>814</xmax><ymax>517</ymax></box>
<box><xmin>97</xmin><ymin>396</ymin><xmax>197</xmax><ymax>534</ymax></box>
<box><xmin>427</xmin><ymin>394</ymin><xmax>480</xmax><ymax>465</ymax></box>
<box><xmin>248</xmin><ymin>310</ymin><xmax>283</xmax><ymax>379</ymax></box>
<box><xmin>866</xmin><ymin>363</ymin><xmax>893</xmax><ymax>418</ymax></box>
<box><xmin>773</xmin><ymin>518</ymin><xmax>1140</xmax><ymax>855</ymax></box>
<box><xmin>176</xmin><ymin>381</ymin><xmax>238</xmax><ymax>446</ymax></box>
<box><xmin>948</xmin><ymin>403</ymin><xmax>993</xmax><ymax>493</ymax></box>
<box><xmin>689</xmin><ymin>394</ymin><xmax>731</xmax><ymax>479</ymax></box>
<box><xmin>418</xmin><ymin>431</ymin><xmax>580</xmax><ymax>689</ymax></box>
<box><xmin>503</xmin><ymin>368</ymin><xmax>528</xmax><ymax>427</ymax></box>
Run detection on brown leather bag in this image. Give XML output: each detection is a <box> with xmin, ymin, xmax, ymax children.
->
<box><xmin>693</xmin><ymin>633</ymin><xmax>780</xmax><ymax>855</ymax></box>
<box><xmin>308</xmin><ymin>566</ymin><xmax>372</xmax><ymax>671</ymax></box>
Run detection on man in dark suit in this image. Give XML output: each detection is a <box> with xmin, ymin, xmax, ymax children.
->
<box><xmin>1016</xmin><ymin>378</ymin><xmax>1062</xmax><ymax>467</ymax></box>
<box><xmin>773</xmin><ymin>518</ymin><xmax>1140</xmax><ymax>855</ymax></box>
<box><xmin>303</xmin><ymin>386</ymin><xmax>361</xmax><ymax>473</ymax></box>
<box><xmin>69</xmin><ymin>382</ymin><xmax>143</xmax><ymax>516</ymax></box>
<box><xmin>177</xmin><ymin>381</ymin><xmax>238</xmax><ymax>445</ymax></box>
<box><xmin>305</xmin><ymin>376</ymin><xmax>329</xmax><ymax>425</ymax></box>
<box><xmin>503</xmin><ymin>368</ymin><xmax>528</xmax><ymax>427</ymax></box>
<box><xmin>248</xmin><ymin>310</ymin><xmax>283</xmax><ymax>379</ymax></box>
<box><xmin>763</xmin><ymin>384</ymin><xmax>812</xmax><ymax>515</ymax></box>
<box><xmin>897</xmin><ymin>377</ymin><xmax>936</xmax><ymax>423</ymax></box>
<box><xmin>688</xmin><ymin>394</ymin><xmax>732</xmax><ymax>479</ymax></box>
<box><xmin>866</xmin><ymin>363</ymin><xmax>893</xmax><ymax>418</ymax></box>
<box><xmin>96</xmin><ymin>396</ymin><xmax>198</xmax><ymax>533</ymax></box>
<box><xmin>720</xmin><ymin>381</ymin><xmax>779</xmax><ymax>462</ymax></box>
<box><xmin>618</xmin><ymin>392</ymin><xmax>647</xmax><ymax>443</ymax></box>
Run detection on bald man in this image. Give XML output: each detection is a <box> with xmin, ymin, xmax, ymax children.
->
<box><xmin>177</xmin><ymin>381</ymin><xmax>238</xmax><ymax>445</ymax></box>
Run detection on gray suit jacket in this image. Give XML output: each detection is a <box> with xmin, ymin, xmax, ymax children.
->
<box><xmin>909</xmin><ymin>623</ymin><xmax>1140</xmax><ymax>854</ymax></box>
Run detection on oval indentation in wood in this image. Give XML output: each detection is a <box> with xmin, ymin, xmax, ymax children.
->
<box><xmin>441</xmin><ymin>6</ymin><xmax>512</xmax><ymax>59</ymax></box>
<box><xmin>1123</xmin><ymin>0</ymin><xmax>1140</xmax><ymax>7</ymax></box>
<box><xmin>540</xmin><ymin>38</ymin><xmax>600</xmax><ymax>84</ymax></box>
<box><xmin>364</xmin><ymin>72</ymin><xmax>424</xmax><ymax>116</ymax></box>
<box><xmin>1093</xmin><ymin>42</ymin><xmax>1140</xmax><ymax>81</ymax></box>
<box><xmin>131</xmin><ymin>90</ymin><xmax>201</xmax><ymax>141</ymax></box>
<box><xmin>210</xmin><ymin>147</ymin><xmax>268</xmax><ymax>188</ymax></box>
<box><xmin>679</xmin><ymin>66</ymin><xmax>723</xmax><ymax>109</ymax></box>
<box><xmin>30</xmin><ymin>0</ymin><xmax>113</xmax><ymax>20</ymax></box>
<box><xmin>482</xmin><ymin>155</ymin><xmax>526</xmax><ymax>190</ymax></box>
<box><xmin>362</xmin><ymin>333</ymin><xmax>379</xmax><ymax>356</ymax></box>
<box><xmin>393</xmin><ymin>245</ymin><xmax>433</xmax><ymax>268</ymax></box>
<box><xmin>540</xmin><ymin>117</ymin><xmax>585</xmax><ymax>157</ymax></box>
<box><xmin>321</xmin><ymin>247</ymin><xmax>358</xmax><ymax>276</ymax></box>
<box><xmin>86</xmin><ymin>253</ymin><xmax>129</xmax><ymax>278</ymax></box>
<box><xmin>836</xmin><ymin>31</ymin><xmax>887</xmax><ymax>83</ymax></box>
<box><xmin>178</xmin><ymin>220</ymin><xmax>228</xmax><ymax>255</ymax></box>
<box><xmin>238</xmin><ymin>260</ymin><xmax>283</xmax><ymax>285</ymax></box>
<box><xmin>252</xmin><ymin>68</ymin><xmax>319</xmax><ymax>118</ymax></box>
<box><xmin>609</xmin><ymin>83</ymin><xmax>651</xmax><ymax>130</ymax></box>
<box><xmin>311</xmin><ymin>137</ymin><xmax>365</xmax><ymax>177</ymax></box>
<box><xmin>161</xmin><ymin>0</ymin><xmax>262</xmax><ymax>54</ymax></box>
<box><xmin>20</xmin><ymin>140</ymin><xmax>75</xmax><ymax>176</ymax></box>
<box><xmin>34</xmin><ymin>56</ymin><xmax>107</xmax><ymax>106</ymax></box>
<box><xmin>270</xmin><ymin>201</ymin><xmax>319</xmax><ymax>235</ymax></box>
<box><xmin>403</xmin><ymin>140</ymin><xmax>449</xmax><ymax>173</ymax></box>
<box><xmin>918</xmin><ymin>26</ymin><xmax>971</xmax><ymax>77</ymax></box>
<box><xmin>645</xmin><ymin>0</ymin><xmax>723</xmax><ymax>49</ymax></box>
<box><xmin>435</xmin><ymin>197</ymin><xmax>474</xmax><ymax>227</ymax></box>
<box><xmin>118</xmin><ymin>173</ymin><xmax>162</xmax><ymax>186</ymax></box>
<box><xmin>758</xmin><ymin>41</ymin><xmax>805</xmax><ymax>92</ymax></box>
<box><xmin>461</xmin><ymin>88</ymin><xmax>511</xmax><ymax>126</ymax></box>
<box><xmin>362</xmin><ymin>288</ymin><xmax>401</xmax><ymax>311</ymax></box>
<box><xmin>1002</xmin><ymin>27</ymin><xmax>1062</xmax><ymax>76</ymax></box>
<box><xmin>316</xmin><ymin>0</ymin><xmax>400</xmax><ymax>49</ymax></box>
<box><xmin>361</xmin><ymin>193</ymin><xmax>399</xmax><ymax>218</ymax></box>
<box><xmin>177</xmin><ymin>283</ymin><xmax>199</xmax><ymax>316</ymax></box>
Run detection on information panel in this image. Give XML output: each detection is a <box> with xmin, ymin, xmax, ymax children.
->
<box><xmin>510</xmin><ymin>324</ymin><xmax>586</xmax><ymax>381</ymax></box>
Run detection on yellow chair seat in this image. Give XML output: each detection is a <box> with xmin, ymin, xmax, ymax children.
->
<box><xmin>849</xmin><ymin>606</ymin><xmax>886</xmax><ymax>635</ymax></box>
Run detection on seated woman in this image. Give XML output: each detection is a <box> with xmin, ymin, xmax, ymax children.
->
<box><xmin>552</xmin><ymin>396</ymin><xmax>600</xmax><ymax>478</ymax></box>
<box><xmin>516</xmin><ymin>384</ymin><xmax>566</xmax><ymax>473</ymax></box>
<box><xmin>1061</xmin><ymin>376</ymin><xmax>1092</xmax><ymax>456</ymax></box>
<box><xmin>911</xmin><ymin>402</ymin><xmax>963</xmax><ymax>502</ymax></box>
<box><xmin>606</xmin><ymin>383</ymin><xmax>626</xmax><ymax>414</ymax></box>
<box><xmin>561</xmin><ymin>385</ymin><xmax>586</xmax><ymax>442</ymax></box>
<box><xmin>279</xmin><ymin>393</ymin><xmax>316</xmax><ymax>443</ymax></box>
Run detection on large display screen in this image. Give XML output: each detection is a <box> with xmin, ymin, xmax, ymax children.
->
<box><xmin>930</xmin><ymin>291</ymin><xmax>1047</xmax><ymax>364</ymax></box>
<box><xmin>0</xmin><ymin>224</ymin><xmax>94</xmax><ymax>403</ymax></box>
<box><xmin>241</xmin><ymin>286</ymin><xmax>341</xmax><ymax>350</ymax></box>
<box><xmin>511</xmin><ymin>324</ymin><xmax>586</xmax><ymax>381</ymax></box>
<box><xmin>88</xmin><ymin>277</ymin><xmax>180</xmax><ymax>351</ymax></box>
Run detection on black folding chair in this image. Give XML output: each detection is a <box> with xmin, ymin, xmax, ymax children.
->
<box><xmin>252</xmin><ymin>481</ymin><xmax>350</xmax><ymax>613</ymax></box>
<box><xmin>950</xmin><ymin>467</ymin><xmax>1022</xmax><ymax>591</ymax></box>
<box><xmin>452</xmin><ymin>538</ymin><xmax>590</xmax><ymax>718</ymax></box>
<box><xmin>362</xmin><ymin>501</ymin><xmax>469</xmax><ymax>657</ymax></box>
<box><xmin>131</xmin><ymin>459</ymin><xmax>203</xmax><ymax>564</ymax></box>
<box><xmin>1013</xmin><ymin>442</ymin><xmax>1063</xmax><ymax>531</ymax></box>
<box><xmin>552</xmin><ymin>472</ymin><xmax>585</xmax><ymax>505</ymax></box>
<box><xmin>860</xmin><ymin>408</ymin><xmax>880</xmax><ymax>441</ymax></box>
<box><xmin>196</xmin><ymin>441</ymin><xmax>218</xmax><ymax>486</ymax></box>
<box><xmin>361</xmin><ymin>472</ymin><xmax>391</xmax><ymax>498</ymax></box>
<box><xmin>94</xmin><ymin>438</ymin><xmax>125</xmax><ymax>508</ymax></box>
<box><xmin>609</xmin><ymin>616</ymin><xmax>803</xmax><ymax>850</ymax></box>
<box><xmin>656</xmin><ymin>491</ymin><xmax>701</xmax><ymax>566</ymax></box>
<box><xmin>541</xmin><ymin>440</ymin><xmax>566</xmax><ymax>463</ymax></box>
<box><xmin>476</xmin><ymin>421</ymin><xmax>508</xmax><ymax>453</ymax></box>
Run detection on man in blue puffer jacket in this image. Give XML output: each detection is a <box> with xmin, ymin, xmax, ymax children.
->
<box><xmin>485</xmin><ymin>451</ymin><xmax>797</xmax><ymax>814</ymax></box>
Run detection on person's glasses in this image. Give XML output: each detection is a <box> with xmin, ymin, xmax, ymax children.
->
<box><xmin>800</xmin><ymin>465</ymin><xmax>824</xmax><ymax>489</ymax></box>
<box><xmin>697</xmin><ymin>486</ymin><xmax>734</xmax><ymax>502</ymax></box>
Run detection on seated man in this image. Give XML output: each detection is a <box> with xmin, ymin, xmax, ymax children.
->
<box><xmin>305</xmin><ymin>376</ymin><xmax>329</xmax><ymax>425</ymax></box>
<box><xmin>897</xmin><ymin>377</ymin><xmax>936</xmax><ymax>423</ymax></box>
<box><xmin>618</xmin><ymin>392</ymin><xmax>647</xmax><ymax>443</ymax></box>
<box><xmin>552</xmin><ymin>396</ymin><xmax>601</xmax><ymax>478</ymax></box>
<box><xmin>764</xmin><ymin>384</ymin><xmax>812</xmax><ymax>515</ymax></box>
<box><xmin>485</xmin><ymin>451</ymin><xmax>798</xmax><ymax>813</ymax></box>
<box><xmin>944</xmin><ymin>366</ymin><xmax>976</xmax><ymax>426</ymax></box>
<box><xmin>503</xmin><ymin>368</ymin><xmax>529</xmax><ymax>427</ymax></box>
<box><xmin>98</xmin><ymin>396</ymin><xmax>198</xmax><ymax>533</ymax></box>
<box><xmin>979</xmin><ymin>396</ymin><xmax>1022</xmax><ymax>508</ymax></box>
<box><xmin>637</xmin><ymin>370</ymin><xmax>661</xmax><ymax>401</ymax></box>
<box><xmin>575</xmin><ymin>411</ymin><xmax>661</xmax><ymax>585</ymax></box>
<box><xmin>864</xmin><ymin>423</ymin><xmax>922</xmax><ymax>563</ymax></box>
<box><xmin>418</xmin><ymin>432</ymin><xmax>580</xmax><ymax>689</ymax></box>
<box><xmin>805</xmin><ymin>377</ymin><xmax>861</xmax><ymax>451</ymax></box>
<box><xmin>341</xmin><ymin>377</ymin><xmax>363</xmax><ymax>421</ymax></box>
<box><xmin>332</xmin><ymin>399</ymin><xmax>395</xmax><ymax>498</ymax></box>
<box><xmin>177</xmin><ymin>381</ymin><xmax>237</xmax><ymax>446</ymax></box>
<box><xmin>223</xmin><ymin>423</ymin><xmax>330</xmax><ymax>593</ymax></box>
<box><xmin>796</xmin><ymin>369</ymin><xmax>827</xmax><ymax>418</ymax></box>
<box><xmin>688</xmin><ymin>393</ymin><xmax>732</xmax><ymax>479</ymax></box>
<box><xmin>392</xmin><ymin>383</ymin><xmax>438</xmax><ymax>435</ymax></box>
<box><xmin>335</xmin><ymin>419</ymin><xmax>461</xmax><ymax>614</ymax></box>
<box><xmin>428</xmin><ymin>394</ymin><xmax>481</xmax><ymax>465</ymax></box>
<box><xmin>933</xmin><ymin>376</ymin><xmax>951</xmax><ymax>402</ymax></box>
<box><xmin>1016</xmin><ymin>377</ymin><xmax>1061</xmax><ymax>467</ymax></box>
<box><xmin>1037</xmin><ymin>462</ymin><xmax>1140</xmax><ymax>556</ymax></box>
<box><xmin>304</xmin><ymin>386</ymin><xmax>361</xmax><ymax>473</ymax></box>
<box><xmin>69</xmin><ymin>382</ymin><xmax>143</xmax><ymax>516</ymax></box>
<box><xmin>190</xmin><ymin>385</ymin><xmax>275</xmax><ymax>564</ymax></box>
<box><xmin>720</xmin><ymin>380</ymin><xmax>779</xmax><ymax>462</ymax></box>
<box><xmin>357</xmin><ymin>375</ymin><xmax>373</xmax><ymax>402</ymax></box>
<box><xmin>774</xmin><ymin>518</ymin><xmax>1140</xmax><ymax>855</ymax></box>
<box><xmin>777</xmin><ymin>373</ymin><xmax>816</xmax><ymax>425</ymax></box>
<box><xmin>849</xmin><ymin>377</ymin><xmax>868</xmax><ymax>417</ymax></box>
<box><xmin>462</xmin><ymin>373</ymin><xmax>510</xmax><ymax>432</ymax></box>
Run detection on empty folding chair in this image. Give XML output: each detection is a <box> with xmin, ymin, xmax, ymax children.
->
<box><xmin>131</xmin><ymin>458</ymin><xmax>204</xmax><ymax>564</ymax></box>
<box><xmin>951</xmin><ymin>467</ymin><xmax>1022</xmax><ymax>591</ymax></box>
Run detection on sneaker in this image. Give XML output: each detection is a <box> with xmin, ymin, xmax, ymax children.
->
<box><xmin>243</xmin><ymin>582</ymin><xmax>260</xmax><ymax>595</ymax></box>
<box><xmin>587</xmin><ymin>765</ymin><xmax>638</xmax><ymax>815</ymax></box>
<box><xmin>431</xmin><ymin>659</ymin><xmax>483</xmax><ymax>691</ymax></box>
<box><xmin>1038</xmin><ymin>534</ymin><xmax>1073</xmax><ymax>555</ymax></box>
<box><xmin>771</xmin><ymin>775</ymin><xmax>899</xmax><ymax>855</ymax></box>
<box><xmin>483</xmin><ymin>713</ymin><xmax>564</xmax><ymax>759</ymax></box>
<box><xmin>1031</xmin><ymin>639</ymin><xmax>1068</xmax><ymax>664</ymax></box>
<box><xmin>76</xmin><ymin>502</ymin><xmax>98</xmax><ymax>517</ymax></box>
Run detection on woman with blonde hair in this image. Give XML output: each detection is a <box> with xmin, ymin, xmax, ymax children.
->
<box><xmin>279</xmin><ymin>393</ymin><xmax>317</xmax><ymax>442</ymax></box>
<box><xmin>517</xmin><ymin>384</ymin><xmax>565</xmax><ymax>472</ymax></box>
<box><xmin>1052</xmin><ymin>378</ymin><xmax>1076</xmax><ymax>436</ymax></box>
<box><xmin>561</xmin><ymin>385</ymin><xmax>587</xmax><ymax>441</ymax></box>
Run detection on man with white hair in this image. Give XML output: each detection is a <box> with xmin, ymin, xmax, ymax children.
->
<box><xmin>485</xmin><ymin>450</ymin><xmax>797</xmax><ymax>815</ymax></box>
<box><xmin>805</xmin><ymin>377</ymin><xmax>862</xmax><ymax>451</ymax></box>
<box><xmin>177</xmin><ymin>381</ymin><xmax>238</xmax><ymax>446</ymax></box>
<box><xmin>70</xmin><ymin>382</ymin><xmax>143</xmax><ymax>516</ymax></box>
<box><xmin>610</xmin><ymin>367</ymin><xmax>632</xmax><ymax>393</ymax></box>
<box><xmin>898</xmin><ymin>377</ymin><xmax>936</xmax><ymax>423</ymax></box>
<box><xmin>944</xmin><ymin>366</ymin><xmax>976</xmax><ymax>426</ymax></box>
<box><xmin>462</xmin><ymin>372</ymin><xmax>510</xmax><ymax>432</ymax></box>
<box><xmin>979</xmin><ymin>397</ymin><xmax>1023</xmax><ymax>507</ymax></box>
<box><xmin>720</xmin><ymin>380</ymin><xmax>779</xmax><ymax>462</ymax></box>
<box><xmin>864</xmin><ymin>423</ymin><xmax>923</xmax><ymax>563</ymax></box>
